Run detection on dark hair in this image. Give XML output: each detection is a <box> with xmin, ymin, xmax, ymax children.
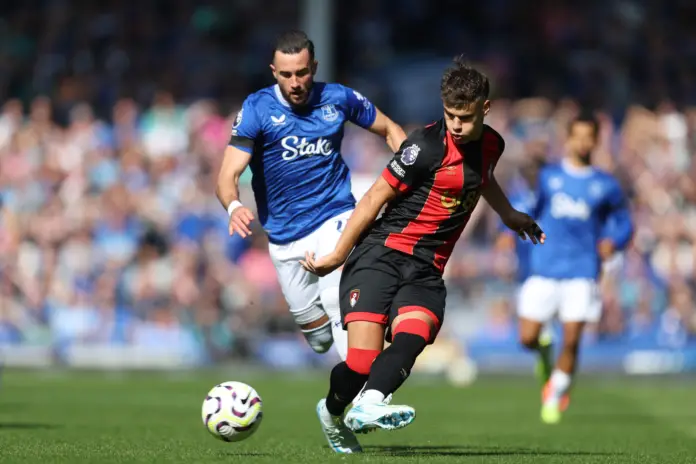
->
<box><xmin>569</xmin><ymin>111</ymin><xmax>600</xmax><ymax>138</ymax></box>
<box><xmin>440</xmin><ymin>56</ymin><xmax>490</xmax><ymax>109</ymax></box>
<box><xmin>273</xmin><ymin>30</ymin><xmax>315</xmax><ymax>61</ymax></box>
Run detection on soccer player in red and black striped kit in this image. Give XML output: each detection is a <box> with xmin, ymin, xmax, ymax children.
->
<box><xmin>302</xmin><ymin>57</ymin><xmax>545</xmax><ymax>453</ymax></box>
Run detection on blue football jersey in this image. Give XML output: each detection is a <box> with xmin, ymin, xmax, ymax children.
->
<box><xmin>529</xmin><ymin>161</ymin><xmax>633</xmax><ymax>280</ymax></box>
<box><xmin>499</xmin><ymin>188</ymin><xmax>537</xmax><ymax>282</ymax></box>
<box><xmin>229</xmin><ymin>82</ymin><xmax>377</xmax><ymax>244</ymax></box>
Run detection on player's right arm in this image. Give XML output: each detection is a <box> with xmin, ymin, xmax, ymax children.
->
<box><xmin>216</xmin><ymin>98</ymin><xmax>261</xmax><ymax>238</ymax></box>
<box><xmin>216</xmin><ymin>145</ymin><xmax>255</xmax><ymax>238</ymax></box>
<box><xmin>301</xmin><ymin>136</ymin><xmax>430</xmax><ymax>276</ymax></box>
<box><xmin>301</xmin><ymin>179</ymin><xmax>398</xmax><ymax>277</ymax></box>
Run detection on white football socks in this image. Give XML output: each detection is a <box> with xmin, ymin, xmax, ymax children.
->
<box><xmin>320</xmin><ymin>287</ymin><xmax>348</xmax><ymax>361</ymax></box>
<box><xmin>546</xmin><ymin>369</ymin><xmax>572</xmax><ymax>406</ymax></box>
<box><xmin>355</xmin><ymin>389</ymin><xmax>385</xmax><ymax>405</ymax></box>
<box><xmin>330</xmin><ymin>318</ymin><xmax>348</xmax><ymax>361</ymax></box>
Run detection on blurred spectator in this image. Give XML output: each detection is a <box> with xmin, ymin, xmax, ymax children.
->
<box><xmin>0</xmin><ymin>0</ymin><xmax>695</xmax><ymax>368</ymax></box>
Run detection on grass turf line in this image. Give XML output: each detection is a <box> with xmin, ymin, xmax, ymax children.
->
<box><xmin>0</xmin><ymin>370</ymin><xmax>694</xmax><ymax>463</ymax></box>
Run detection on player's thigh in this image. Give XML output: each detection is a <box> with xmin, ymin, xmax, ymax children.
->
<box><xmin>347</xmin><ymin>321</ymin><xmax>387</xmax><ymax>351</ymax></box>
<box><xmin>517</xmin><ymin>276</ymin><xmax>560</xmax><ymax>323</ymax></box>
<box><xmin>268</xmin><ymin>237</ymin><xmax>323</xmax><ymax>324</ymax></box>
<box><xmin>390</xmin><ymin>280</ymin><xmax>447</xmax><ymax>344</ymax></box>
<box><xmin>314</xmin><ymin>209</ymin><xmax>353</xmax><ymax>293</ymax></box>
<box><xmin>559</xmin><ymin>279</ymin><xmax>601</xmax><ymax>323</ymax></box>
<box><xmin>339</xmin><ymin>243</ymin><xmax>400</xmax><ymax>331</ymax></box>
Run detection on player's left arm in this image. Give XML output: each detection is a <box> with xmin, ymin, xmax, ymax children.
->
<box><xmin>343</xmin><ymin>86</ymin><xmax>406</xmax><ymax>153</ymax></box>
<box><xmin>598</xmin><ymin>177</ymin><xmax>634</xmax><ymax>258</ymax></box>
<box><xmin>483</xmin><ymin>175</ymin><xmax>545</xmax><ymax>244</ymax></box>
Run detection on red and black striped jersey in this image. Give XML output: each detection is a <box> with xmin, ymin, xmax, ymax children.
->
<box><xmin>362</xmin><ymin>119</ymin><xmax>505</xmax><ymax>273</ymax></box>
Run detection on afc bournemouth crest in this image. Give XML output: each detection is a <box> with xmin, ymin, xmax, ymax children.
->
<box><xmin>349</xmin><ymin>289</ymin><xmax>360</xmax><ymax>308</ymax></box>
<box><xmin>400</xmin><ymin>144</ymin><xmax>420</xmax><ymax>166</ymax></box>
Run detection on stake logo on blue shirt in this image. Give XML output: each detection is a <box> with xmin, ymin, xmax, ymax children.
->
<box><xmin>229</xmin><ymin>83</ymin><xmax>377</xmax><ymax>244</ymax></box>
<box><xmin>529</xmin><ymin>161</ymin><xmax>633</xmax><ymax>280</ymax></box>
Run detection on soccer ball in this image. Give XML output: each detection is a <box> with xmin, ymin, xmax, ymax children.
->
<box><xmin>202</xmin><ymin>381</ymin><xmax>263</xmax><ymax>442</ymax></box>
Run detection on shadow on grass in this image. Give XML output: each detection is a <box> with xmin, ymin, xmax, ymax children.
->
<box><xmin>0</xmin><ymin>423</ymin><xmax>60</xmax><ymax>430</ymax></box>
<box><xmin>366</xmin><ymin>445</ymin><xmax>619</xmax><ymax>457</ymax></box>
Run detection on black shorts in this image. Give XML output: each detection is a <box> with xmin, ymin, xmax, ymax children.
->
<box><xmin>339</xmin><ymin>242</ymin><xmax>446</xmax><ymax>343</ymax></box>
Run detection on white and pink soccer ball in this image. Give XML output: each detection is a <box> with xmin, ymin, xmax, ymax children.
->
<box><xmin>202</xmin><ymin>381</ymin><xmax>263</xmax><ymax>442</ymax></box>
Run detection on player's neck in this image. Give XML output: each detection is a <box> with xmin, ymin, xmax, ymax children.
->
<box><xmin>273</xmin><ymin>84</ymin><xmax>315</xmax><ymax>110</ymax></box>
<box><xmin>562</xmin><ymin>157</ymin><xmax>593</xmax><ymax>176</ymax></box>
<box><xmin>565</xmin><ymin>155</ymin><xmax>591</xmax><ymax>169</ymax></box>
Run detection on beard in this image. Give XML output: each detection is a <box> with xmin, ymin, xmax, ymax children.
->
<box><xmin>577</xmin><ymin>152</ymin><xmax>592</xmax><ymax>164</ymax></box>
<box><xmin>280</xmin><ymin>85</ymin><xmax>311</xmax><ymax>107</ymax></box>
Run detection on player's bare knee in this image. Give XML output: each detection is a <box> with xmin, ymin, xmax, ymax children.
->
<box><xmin>518</xmin><ymin>319</ymin><xmax>543</xmax><ymax>349</ymax></box>
<box><xmin>519</xmin><ymin>333</ymin><xmax>540</xmax><ymax>349</ymax></box>
<box><xmin>346</xmin><ymin>320</ymin><xmax>386</xmax><ymax>352</ymax></box>
<box><xmin>519</xmin><ymin>329</ymin><xmax>542</xmax><ymax>349</ymax></box>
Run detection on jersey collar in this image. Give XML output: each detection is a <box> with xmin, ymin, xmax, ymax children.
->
<box><xmin>273</xmin><ymin>84</ymin><xmax>315</xmax><ymax>109</ymax></box>
<box><xmin>561</xmin><ymin>159</ymin><xmax>594</xmax><ymax>177</ymax></box>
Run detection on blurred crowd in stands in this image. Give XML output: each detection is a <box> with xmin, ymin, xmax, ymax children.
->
<box><xmin>0</xmin><ymin>0</ymin><xmax>694</xmax><ymax>363</ymax></box>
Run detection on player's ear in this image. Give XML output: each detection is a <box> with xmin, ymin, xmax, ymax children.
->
<box><xmin>269</xmin><ymin>63</ymin><xmax>277</xmax><ymax>79</ymax></box>
<box><xmin>482</xmin><ymin>100</ymin><xmax>491</xmax><ymax>116</ymax></box>
<box><xmin>311</xmin><ymin>60</ymin><xmax>318</xmax><ymax>76</ymax></box>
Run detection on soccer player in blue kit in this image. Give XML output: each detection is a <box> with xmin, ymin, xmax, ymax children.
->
<box><xmin>496</xmin><ymin>157</ymin><xmax>545</xmax><ymax>288</ymax></box>
<box><xmin>517</xmin><ymin>114</ymin><xmax>633</xmax><ymax>424</ymax></box>
<box><xmin>215</xmin><ymin>30</ymin><xmax>406</xmax><ymax>361</ymax></box>
<box><xmin>496</xmin><ymin>156</ymin><xmax>555</xmax><ymax>380</ymax></box>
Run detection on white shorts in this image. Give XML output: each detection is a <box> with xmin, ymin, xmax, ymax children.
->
<box><xmin>268</xmin><ymin>210</ymin><xmax>352</xmax><ymax>326</ymax></box>
<box><xmin>517</xmin><ymin>276</ymin><xmax>602</xmax><ymax>323</ymax></box>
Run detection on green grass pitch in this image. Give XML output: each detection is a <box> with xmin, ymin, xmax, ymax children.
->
<box><xmin>0</xmin><ymin>369</ymin><xmax>695</xmax><ymax>463</ymax></box>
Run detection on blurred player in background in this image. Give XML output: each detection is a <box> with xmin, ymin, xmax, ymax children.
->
<box><xmin>495</xmin><ymin>156</ymin><xmax>556</xmax><ymax>381</ymax></box>
<box><xmin>497</xmin><ymin>156</ymin><xmax>545</xmax><ymax>284</ymax></box>
<box><xmin>216</xmin><ymin>31</ymin><xmax>406</xmax><ymax>361</ymax></box>
<box><xmin>517</xmin><ymin>114</ymin><xmax>633</xmax><ymax>424</ymax></box>
<box><xmin>302</xmin><ymin>58</ymin><xmax>544</xmax><ymax>453</ymax></box>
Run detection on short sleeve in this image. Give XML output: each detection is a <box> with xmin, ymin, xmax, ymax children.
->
<box><xmin>228</xmin><ymin>97</ymin><xmax>261</xmax><ymax>153</ymax></box>
<box><xmin>342</xmin><ymin>86</ymin><xmax>377</xmax><ymax>129</ymax></box>
<box><xmin>604</xmin><ymin>177</ymin><xmax>628</xmax><ymax>212</ymax></box>
<box><xmin>482</xmin><ymin>128</ymin><xmax>505</xmax><ymax>183</ymax></box>
<box><xmin>381</xmin><ymin>137</ymin><xmax>432</xmax><ymax>193</ymax></box>
<box><xmin>600</xmin><ymin>175</ymin><xmax>634</xmax><ymax>249</ymax></box>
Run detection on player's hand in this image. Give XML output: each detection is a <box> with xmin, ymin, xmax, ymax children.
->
<box><xmin>229</xmin><ymin>206</ymin><xmax>255</xmax><ymax>238</ymax></box>
<box><xmin>598</xmin><ymin>239</ymin><xmax>615</xmax><ymax>261</ymax></box>
<box><xmin>300</xmin><ymin>251</ymin><xmax>345</xmax><ymax>277</ymax></box>
<box><xmin>502</xmin><ymin>210</ymin><xmax>546</xmax><ymax>245</ymax></box>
